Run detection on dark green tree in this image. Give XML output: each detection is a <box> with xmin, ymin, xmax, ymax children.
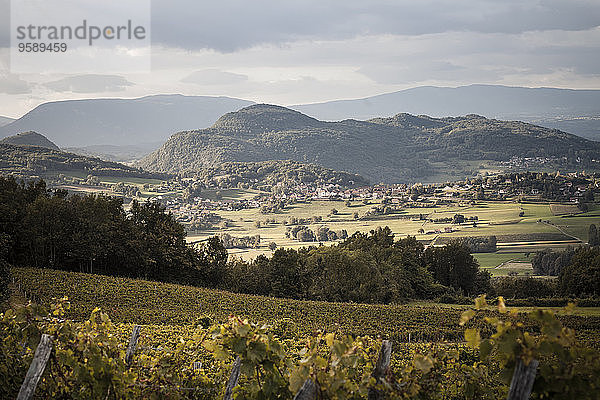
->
<box><xmin>201</xmin><ymin>236</ymin><xmax>228</xmax><ymax>286</ymax></box>
<box><xmin>0</xmin><ymin>233</ymin><xmax>11</xmax><ymax>302</ymax></box>
<box><xmin>424</xmin><ymin>242</ymin><xmax>480</xmax><ymax>295</ymax></box>
<box><xmin>589</xmin><ymin>224</ymin><xmax>599</xmax><ymax>247</ymax></box>
<box><xmin>267</xmin><ymin>249</ymin><xmax>307</xmax><ymax>299</ymax></box>
<box><xmin>559</xmin><ymin>247</ymin><xmax>600</xmax><ymax>297</ymax></box>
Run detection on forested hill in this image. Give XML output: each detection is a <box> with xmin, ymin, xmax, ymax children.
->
<box><xmin>138</xmin><ymin>104</ymin><xmax>600</xmax><ymax>183</ymax></box>
<box><xmin>0</xmin><ymin>142</ymin><xmax>162</xmax><ymax>179</ymax></box>
<box><xmin>0</xmin><ymin>131</ymin><xmax>60</xmax><ymax>150</ymax></box>
<box><xmin>186</xmin><ymin>160</ymin><xmax>369</xmax><ymax>190</ymax></box>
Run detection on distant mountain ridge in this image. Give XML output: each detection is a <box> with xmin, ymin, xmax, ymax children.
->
<box><xmin>0</xmin><ymin>95</ymin><xmax>254</xmax><ymax>147</ymax></box>
<box><xmin>64</xmin><ymin>142</ymin><xmax>163</xmax><ymax>163</ymax></box>
<box><xmin>292</xmin><ymin>85</ymin><xmax>600</xmax><ymax>141</ymax></box>
<box><xmin>3</xmin><ymin>85</ymin><xmax>600</xmax><ymax>148</ymax></box>
<box><xmin>0</xmin><ymin>116</ymin><xmax>15</xmax><ymax>127</ymax></box>
<box><xmin>138</xmin><ymin>104</ymin><xmax>600</xmax><ymax>183</ymax></box>
<box><xmin>0</xmin><ymin>131</ymin><xmax>60</xmax><ymax>150</ymax></box>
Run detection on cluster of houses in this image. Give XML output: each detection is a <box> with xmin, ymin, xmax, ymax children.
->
<box><xmin>40</xmin><ymin>169</ymin><xmax>597</xmax><ymax>233</ymax></box>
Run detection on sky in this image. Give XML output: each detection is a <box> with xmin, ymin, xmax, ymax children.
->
<box><xmin>0</xmin><ymin>0</ymin><xmax>599</xmax><ymax>117</ymax></box>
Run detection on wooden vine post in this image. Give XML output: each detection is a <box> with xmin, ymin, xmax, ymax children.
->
<box><xmin>17</xmin><ymin>334</ymin><xmax>53</xmax><ymax>400</ymax></box>
<box><xmin>506</xmin><ymin>359</ymin><xmax>539</xmax><ymax>400</ymax></box>
<box><xmin>291</xmin><ymin>339</ymin><xmax>393</xmax><ymax>400</ymax></box>
<box><xmin>224</xmin><ymin>356</ymin><xmax>241</xmax><ymax>400</ymax></box>
<box><xmin>368</xmin><ymin>340</ymin><xmax>392</xmax><ymax>400</ymax></box>
<box><xmin>293</xmin><ymin>378</ymin><xmax>318</xmax><ymax>400</ymax></box>
<box><xmin>126</xmin><ymin>325</ymin><xmax>141</xmax><ymax>366</ymax></box>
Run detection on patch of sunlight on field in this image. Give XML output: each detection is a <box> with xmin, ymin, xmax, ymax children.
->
<box><xmin>439</xmin><ymin>219</ymin><xmax>557</xmax><ymax>239</ymax></box>
<box><xmin>186</xmin><ymin>196</ymin><xmax>598</xmax><ymax>261</ymax></box>
<box><xmin>474</xmin><ymin>252</ymin><xmax>531</xmax><ymax>268</ymax></box>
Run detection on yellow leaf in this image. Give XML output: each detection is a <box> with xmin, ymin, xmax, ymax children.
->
<box><xmin>474</xmin><ymin>295</ymin><xmax>488</xmax><ymax>309</ymax></box>
<box><xmin>459</xmin><ymin>309</ymin><xmax>476</xmax><ymax>326</ymax></box>
<box><xmin>464</xmin><ymin>328</ymin><xmax>481</xmax><ymax>349</ymax></box>
<box><xmin>497</xmin><ymin>296</ymin><xmax>507</xmax><ymax>313</ymax></box>
<box><xmin>325</xmin><ymin>332</ymin><xmax>335</xmax><ymax>348</ymax></box>
<box><xmin>564</xmin><ymin>302</ymin><xmax>576</xmax><ymax>314</ymax></box>
<box><xmin>414</xmin><ymin>354</ymin><xmax>434</xmax><ymax>373</ymax></box>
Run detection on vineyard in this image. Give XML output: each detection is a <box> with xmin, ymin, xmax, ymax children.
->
<box><xmin>4</xmin><ymin>267</ymin><xmax>600</xmax><ymax>398</ymax></box>
<box><xmin>10</xmin><ymin>267</ymin><xmax>600</xmax><ymax>344</ymax></box>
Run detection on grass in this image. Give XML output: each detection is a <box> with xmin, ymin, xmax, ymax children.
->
<box><xmin>473</xmin><ymin>252</ymin><xmax>530</xmax><ymax>268</ymax></box>
<box><xmin>473</xmin><ymin>252</ymin><xmax>534</xmax><ymax>277</ymax></box>
<box><xmin>190</xmin><ymin>195</ymin><xmax>596</xmax><ymax>261</ymax></box>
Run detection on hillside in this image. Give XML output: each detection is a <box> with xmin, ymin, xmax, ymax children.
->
<box><xmin>189</xmin><ymin>160</ymin><xmax>369</xmax><ymax>190</ymax></box>
<box><xmin>0</xmin><ymin>116</ymin><xmax>15</xmax><ymax>127</ymax></box>
<box><xmin>138</xmin><ymin>104</ymin><xmax>600</xmax><ymax>183</ymax></box>
<box><xmin>11</xmin><ymin>267</ymin><xmax>600</xmax><ymax>339</ymax></box>
<box><xmin>63</xmin><ymin>142</ymin><xmax>162</xmax><ymax>163</ymax></box>
<box><xmin>0</xmin><ymin>131</ymin><xmax>60</xmax><ymax>150</ymax></box>
<box><xmin>291</xmin><ymin>85</ymin><xmax>600</xmax><ymax>141</ymax></box>
<box><xmin>0</xmin><ymin>94</ymin><xmax>254</xmax><ymax>147</ymax></box>
<box><xmin>292</xmin><ymin>85</ymin><xmax>600</xmax><ymax>141</ymax></box>
<box><xmin>0</xmin><ymin>142</ymin><xmax>162</xmax><ymax>179</ymax></box>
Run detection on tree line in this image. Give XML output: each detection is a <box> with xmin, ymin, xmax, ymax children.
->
<box><xmin>2</xmin><ymin>177</ymin><xmax>598</xmax><ymax>305</ymax></box>
<box><xmin>224</xmin><ymin>227</ymin><xmax>491</xmax><ymax>303</ymax></box>
<box><xmin>0</xmin><ymin>177</ymin><xmax>226</xmax><ymax>296</ymax></box>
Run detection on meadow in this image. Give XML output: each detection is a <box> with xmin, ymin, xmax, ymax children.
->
<box><xmin>185</xmin><ymin>190</ymin><xmax>600</xmax><ymax>276</ymax></box>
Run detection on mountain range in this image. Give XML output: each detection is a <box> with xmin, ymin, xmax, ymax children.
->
<box><xmin>0</xmin><ymin>116</ymin><xmax>15</xmax><ymax>127</ymax></box>
<box><xmin>293</xmin><ymin>85</ymin><xmax>600</xmax><ymax>141</ymax></box>
<box><xmin>1</xmin><ymin>85</ymin><xmax>599</xmax><ymax>155</ymax></box>
<box><xmin>138</xmin><ymin>104</ymin><xmax>600</xmax><ymax>183</ymax></box>
<box><xmin>0</xmin><ymin>95</ymin><xmax>253</xmax><ymax>148</ymax></box>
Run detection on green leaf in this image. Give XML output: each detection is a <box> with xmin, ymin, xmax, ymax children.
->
<box><xmin>479</xmin><ymin>339</ymin><xmax>492</xmax><ymax>359</ymax></box>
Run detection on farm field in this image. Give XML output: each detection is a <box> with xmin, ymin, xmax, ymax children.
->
<box><xmin>186</xmin><ymin>194</ymin><xmax>598</xmax><ymax>266</ymax></box>
<box><xmin>473</xmin><ymin>252</ymin><xmax>530</xmax><ymax>268</ymax></box>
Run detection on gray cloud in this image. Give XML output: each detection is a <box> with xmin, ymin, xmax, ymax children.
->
<box><xmin>1</xmin><ymin>0</ymin><xmax>598</xmax><ymax>52</ymax></box>
<box><xmin>0</xmin><ymin>0</ymin><xmax>599</xmax><ymax>117</ymax></box>
<box><xmin>0</xmin><ymin>73</ymin><xmax>31</xmax><ymax>94</ymax></box>
<box><xmin>150</xmin><ymin>0</ymin><xmax>600</xmax><ymax>52</ymax></box>
<box><xmin>44</xmin><ymin>74</ymin><xmax>134</xmax><ymax>93</ymax></box>
<box><xmin>181</xmin><ymin>69</ymin><xmax>248</xmax><ymax>85</ymax></box>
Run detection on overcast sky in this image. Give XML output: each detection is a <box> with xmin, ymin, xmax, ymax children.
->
<box><xmin>0</xmin><ymin>0</ymin><xmax>599</xmax><ymax>117</ymax></box>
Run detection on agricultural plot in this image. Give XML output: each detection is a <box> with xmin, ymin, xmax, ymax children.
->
<box><xmin>473</xmin><ymin>252</ymin><xmax>536</xmax><ymax>277</ymax></box>
<box><xmin>11</xmin><ymin>267</ymin><xmax>600</xmax><ymax>339</ymax></box>
<box><xmin>550</xmin><ymin>203</ymin><xmax>583</xmax><ymax>216</ymax></box>
<box><xmin>473</xmin><ymin>252</ymin><xmax>530</xmax><ymax>268</ymax></box>
<box><xmin>188</xmin><ymin>195</ymin><xmax>595</xmax><ymax>261</ymax></box>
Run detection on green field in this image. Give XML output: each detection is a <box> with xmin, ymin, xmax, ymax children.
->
<box><xmin>187</xmin><ymin>195</ymin><xmax>597</xmax><ymax>263</ymax></box>
<box><xmin>473</xmin><ymin>252</ymin><xmax>531</xmax><ymax>269</ymax></box>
